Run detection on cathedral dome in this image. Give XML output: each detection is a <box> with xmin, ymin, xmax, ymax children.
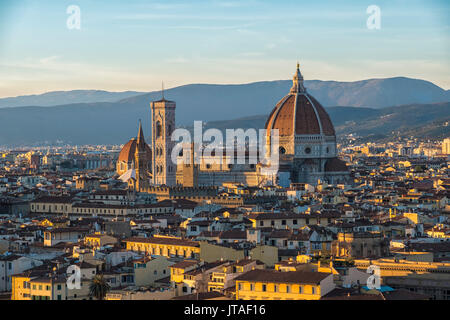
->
<box><xmin>116</xmin><ymin>121</ymin><xmax>152</xmax><ymax>176</ymax></box>
<box><xmin>118</xmin><ymin>138</ymin><xmax>137</xmax><ymax>163</ymax></box>
<box><xmin>265</xmin><ymin>64</ymin><xmax>335</xmax><ymax>136</ymax></box>
<box><xmin>118</xmin><ymin>138</ymin><xmax>152</xmax><ymax>163</ymax></box>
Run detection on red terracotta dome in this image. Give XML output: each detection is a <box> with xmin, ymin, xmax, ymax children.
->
<box><xmin>265</xmin><ymin>64</ymin><xmax>335</xmax><ymax>136</ymax></box>
<box><xmin>118</xmin><ymin>138</ymin><xmax>152</xmax><ymax>163</ymax></box>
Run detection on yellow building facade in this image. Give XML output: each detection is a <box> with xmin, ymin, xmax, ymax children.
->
<box><xmin>235</xmin><ymin>269</ymin><xmax>335</xmax><ymax>300</ymax></box>
<box><xmin>124</xmin><ymin>235</ymin><xmax>200</xmax><ymax>259</ymax></box>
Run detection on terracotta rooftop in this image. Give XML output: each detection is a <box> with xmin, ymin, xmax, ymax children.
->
<box><xmin>234</xmin><ymin>269</ymin><xmax>330</xmax><ymax>285</ymax></box>
<box><xmin>265</xmin><ymin>93</ymin><xmax>335</xmax><ymax>136</ymax></box>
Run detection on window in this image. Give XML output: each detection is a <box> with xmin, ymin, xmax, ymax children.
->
<box><xmin>57</xmin><ymin>284</ymin><xmax>62</xmax><ymax>290</ymax></box>
<box><xmin>156</xmin><ymin>121</ymin><xmax>162</xmax><ymax>138</ymax></box>
<box><xmin>262</xmin><ymin>284</ymin><xmax>267</xmax><ymax>292</ymax></box>
<box><xmin>312</xmin><ymin>287</ymin><xmax>316</xmax><ymax>294</ymax></box>
<box><xmin>299</xmin><ymin>286</ymin><xmax>303</xmax><ymax>293</ymax></box>
<box><xmin>293</xmin><ymin>220</ymin><xmax>297</xmax><ymax>225</ymax></box>
<box><xmin>282</xmin><ymin>220</ymin><xmax>286</xmax><ymax>225</ymax></box>
<box><xmin>286</xmin><ymin>285</ymin><xmax>290</xmax><ymax>293</ymax></box>
<box><xmin>57</xmin><ymin>295</ymin><xmax>62</xmax><ymax>300</ymax></box>
<box><xmin>274</xmin><ymin>285</ymin><xmax>278</xmax><ymax>292</ymax></box>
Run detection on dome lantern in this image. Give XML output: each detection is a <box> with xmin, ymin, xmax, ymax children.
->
<box><xmin>290</xmin><ymin>62</ymin><xmax>306</xmax><ymax>94</ymax></box>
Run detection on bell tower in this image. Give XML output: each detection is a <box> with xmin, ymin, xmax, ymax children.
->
<box><xmin>150</xmin><ymin>90</ymin><xmax>176</xmax><ymax>186</ymax></box>
<box><xmin>134</xmin><ymin>119</ymin><xmax>149</xmax><ymax>191</ymax></box>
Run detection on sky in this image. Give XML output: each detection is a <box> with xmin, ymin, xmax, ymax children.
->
<box><xmin>0</xmin><ymin>0</ymin><xmax>449</xmax><ymax>98</ymax></box>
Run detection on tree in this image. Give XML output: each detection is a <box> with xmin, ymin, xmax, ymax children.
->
<box><xmin>89</xmin><ymin>274</ymin><xmax>110</xmax><ymax>300</ymax></box>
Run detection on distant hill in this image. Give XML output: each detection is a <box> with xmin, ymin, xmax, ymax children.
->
<box><xmin>116</xmin><ymin>77</ymin><xmax>450</xmax><ymax>125</ymax></box>
<box><xmin>0</xmin><ymin>77</ymin><xmax>448</xmax><ymax>115</ymax></box>
<box><xmin>191</xmin><ymin>102</ymin><xmax>450</xmax><ymax>141</ymax></box>
<box><xmin>0</xmin><ymin>90</ymin><xmax>143</xmax><ymax>108</ymax></box>
<box><xmin>0</xmin><ymin>101</ymin><xmax>447</xmax><ymax>146</ymax></box>
<box><xmin>333</xmin><ymin>102</ymin><xmax>450</xmax><ymax>137</ymax></box>
<box><xmin>0</xmin><ymin>76</ymin><xmax>448</xmax><ymax>146</ymax></box>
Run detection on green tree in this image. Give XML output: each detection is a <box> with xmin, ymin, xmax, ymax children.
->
<box><xmin>89</xmin><ymin>274</ymin><xmax>110</xmax><ymax>300</ymax></box>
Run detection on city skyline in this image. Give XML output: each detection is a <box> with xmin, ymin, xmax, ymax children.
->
<box><xmin>0</xmin><ymin>0</ymin><xmax>449</xmax><ymax>98</ymax></box>
<box><xmin>0</xmin><ymin>1</ymin><xmax>449</xmax><ymax>305</ymax></box>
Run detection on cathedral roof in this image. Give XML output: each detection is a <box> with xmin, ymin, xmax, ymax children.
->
<box><xmin>265</xmin><ymin>63</ymin><xmax>335</xmax><ymax>136</ymax></box>
<box><xmin>118</xmin><ymin>139</ymin><xmax>137</xmax><ymax>163</ymax></box>
<box><xmin>118</xmin><ymin>168</ymin><xmax>136</xmax><ymax>182</ymax></box>
<box><xmin>325</xmin><ymin>158</ymin><xmax>348</xmax><ymax>172</ymax></box>
<box><xmin>118</xmin><ymin>122</ymin><xmax>152</xmax><ymax>163</ymax></box>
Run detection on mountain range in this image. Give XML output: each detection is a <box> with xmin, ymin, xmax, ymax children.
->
<box><xmin>0</xmin><ymin>77</ymin><xmax>448</xmax><ymax>146</ymax></box>
<box><xmin>0</xmin><ymin>90</ymin><xmax>143</xmax><ymax>108</ymax></box>
<box><xmin>1</xmin><ymin>77</ymin><xmax>448</xmax><ymax>110</ymax></box>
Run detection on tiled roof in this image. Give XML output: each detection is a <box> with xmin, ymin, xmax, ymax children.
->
<box><xmin>265</xmin><ymin>93</ymin><xmax>335</xmax><ymax>136</ymax></box>
<box><xmin>118</xmin><ymin>138</ymin><xmax>151</xmax><ymax>163</ymax></box>
<box><xmin>170</xmin><ymin>260</ymin><xmax>199</xmax><ymax>269</ymax></box>
<box><xmin>234</xmin><ymin>269</ymin><xmax>330</xmax><ymax>285</ymax></box>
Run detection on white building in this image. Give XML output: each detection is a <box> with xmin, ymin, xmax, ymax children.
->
<box><xmin>0</xmin><ymin>254</ymin><xmax>43</xmax><ymax>292</ymax></box>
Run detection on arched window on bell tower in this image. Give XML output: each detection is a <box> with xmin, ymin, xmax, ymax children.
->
<box><xmin>156</xmin><ymin>121</ymin><xmax>162</xmax><ymax>138</ymax></box>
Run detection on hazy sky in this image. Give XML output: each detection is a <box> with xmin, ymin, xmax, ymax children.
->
<box><xmin>0</xmin><ymin>0</ymin><xmax>449</xmax><ymax>98</ymax></box>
